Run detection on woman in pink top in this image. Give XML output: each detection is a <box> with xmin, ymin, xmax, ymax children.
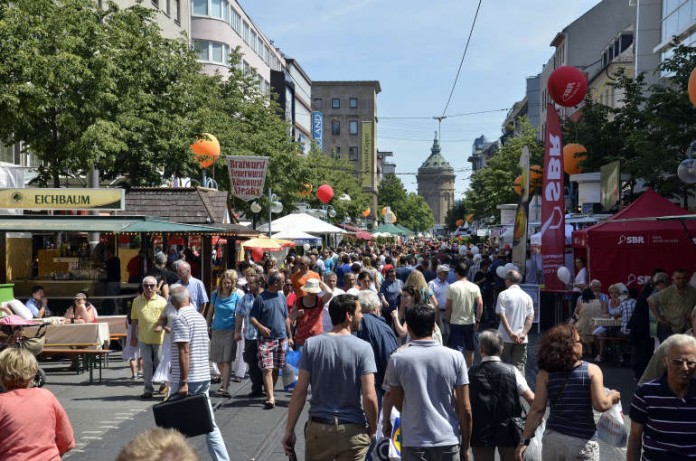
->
<box><xmin>0</xmin><ymin>348</ymin><xmax>74</xmax><ymax>460</ymax></box>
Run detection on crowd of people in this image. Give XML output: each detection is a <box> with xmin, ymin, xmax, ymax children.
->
<box><xmin>0</xmin><ymin>237</ymin><xmax>694</xmax><ymax>461</ymax></box>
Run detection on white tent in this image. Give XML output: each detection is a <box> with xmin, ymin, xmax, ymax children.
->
<box><xmin>272</xmin><ymin>229</ymin><xmax>322</xmax><ymax>244</ymax></box>
<box><xmin>258</xmin><ymin>212</ymin><xmax>346</xmax><ymax>236</ymax></box>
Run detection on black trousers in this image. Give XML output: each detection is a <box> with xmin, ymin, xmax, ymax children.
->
<box><xmin>243</xmin><ymin>338</ymin><xmax>263</xmax><ymax>393</ymax></box>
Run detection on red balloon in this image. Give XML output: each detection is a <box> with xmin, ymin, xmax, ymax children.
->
<box><xmin>317</xmin><ymin>184</ymin><xmax>334</xmax><ymax>204</ymax></box>
<box><xmin>547</xmin><ymin>66</ymin><xmax>587</xmax><ymax>107</ymax></box>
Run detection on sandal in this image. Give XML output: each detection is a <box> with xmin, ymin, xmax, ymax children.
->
<box><xmin>217</xmin><ymin>389</ymin><xmax>231</xmax><ymax>398</ymax></box>
<box><xmin>263</xmin><ymin>400</ymin><xmax>275</xmax><ymax>409</ymax></box>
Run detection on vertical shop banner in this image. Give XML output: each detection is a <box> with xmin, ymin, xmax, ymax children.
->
<box><xmin>311</xmin><ymin>111</ymin><xmax>324</xmax><ymax>150</ymax></box>
<box><xmin>512</xmin><ymin>146</ymin><xmax>530</xmax><ymax>273</ymax></box>
<box><xmin>540</xmin><ymin>104</ymin><xmax>565</xmax><ymax>290</ymax></box>
<box><xmin>226</xmin><ymin>156</ymin><xmax>270</xmax><ymax>202</ymax></box>
<box><xmin>361</xmin><ymin>121</ymin><xmax>374</xmax><ymax>188</ymax></box>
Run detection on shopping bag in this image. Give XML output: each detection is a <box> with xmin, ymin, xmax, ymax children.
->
<box><xmin>282</xmin><ymin>349</ymin><xmax>301</xmax><ymax>391</ymax></box>
<box><xmin>524</xmin><ymin>418</ymin><xmax>545</xmax><ymax>461</ymax></box>
<box><xmin>596</xmin><ymin>400</ymin><xmax>627</xmax><ymax>447</ymax></box>
<box><xmin>388</xmin><ymin>409</ymin><xmax>401</xmax><ymax>461</ymax></box>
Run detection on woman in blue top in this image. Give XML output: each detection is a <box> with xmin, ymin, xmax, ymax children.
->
<box><xmin>515</xmin><ymin>324</ymin><xmax>620</xmax><ymax>461</ymax></box>
<box><xmin>208</xmin><ymin>269</ymin><xmax>243</xmax><ymax>397</ymax></box>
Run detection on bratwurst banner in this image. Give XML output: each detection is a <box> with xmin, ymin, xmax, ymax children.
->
<box><xmin>540</xmin><ymin>104</ymin><xmax>566</xmax><ymax>291</ymax></box>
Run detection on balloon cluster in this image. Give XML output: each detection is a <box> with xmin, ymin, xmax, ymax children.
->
<box><xmin>496</xmin><ymin>263</ymin><xmax>520</xmax><ymax>279</ymax></box>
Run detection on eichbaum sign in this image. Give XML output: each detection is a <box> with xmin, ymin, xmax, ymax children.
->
<box><xmin>0</xmin><ymin>188</ymin><xmax>124</xmax><ymax>210</ymax></box>
<box><xmin>226</xmin><ymin>155</ymin><xmax>270</xmax><ymax>202</ymax></box>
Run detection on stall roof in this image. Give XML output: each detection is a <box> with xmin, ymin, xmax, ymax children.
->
<box><xmin>0</xmin><ymin>215</ymin><xmax>229</xmax><ymax>234</ymax></box>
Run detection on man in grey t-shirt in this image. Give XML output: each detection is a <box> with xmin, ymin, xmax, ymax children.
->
<box><xmin>387</xmin><ymin>303</ymin><xmax>472</xmax><ymax>461</ymax></box>
<box><xmin>283</xmin><ymin>294</ymin><xmax>378</xmax><ymax>460</ymax></box>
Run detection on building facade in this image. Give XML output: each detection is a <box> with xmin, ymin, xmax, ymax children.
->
<box><xmin>109</xmin><ymin>0</ymin><xmax>189</xmax><ymax>40</ymax></box>
<box><xmin>311</xmin><ymin>81</ymin><xmax>381</xmax><ymax>206</ymax></box>
<box><xmin>539</xmin><ymin>0</ymin><xmax>636</xmax><ymax>137</ymax></box>
<box><xmin>417</xmin><ymin>136</ymin><xmax>455</xmax><ymax>226</ymax></box>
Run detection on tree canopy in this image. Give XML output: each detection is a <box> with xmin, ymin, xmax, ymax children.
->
<box><xmin>562</xmin><ymin>44</ymin><xmax>696</xmax><ymax>206</ymax></box>
<box><xmin>463</xmin><ymin>118</ymin><xmax>543</xmax><ymax>223</ymax></box>
<box><xmin>377</xmin><ymin>173</ymin><xmax>434</xmax><ymax>232</ymax></box>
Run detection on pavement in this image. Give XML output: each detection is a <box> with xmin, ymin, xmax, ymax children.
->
<box><xmin>39</xmin><ymin>331</ymin><xmax>637</xmax><ymax>461</ymax></box>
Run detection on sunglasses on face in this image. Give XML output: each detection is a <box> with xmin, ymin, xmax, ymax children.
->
<box><xmin>670</xmin><ymin>358</ymin><xmax>696</xmax><ymax>367</ymax></box>
<box><xmin>143</xmin><ymin>284</ymin><xmax>157</xmax><ymax>288</ymax></box>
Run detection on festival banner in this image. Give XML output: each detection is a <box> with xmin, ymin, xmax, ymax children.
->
<box><xmin>600</xmin><ymin>160</ymin><xmax>620</xmax><ymax>211</ymax></box>
<box><xmin>0</xmin><ymin>188</ymin><xmax>124</xmax><ymax>210</ymax></box>
<box><xmin>540</xmin><ymin>104</ymin><xmax>566</xmax><ymax>291</ymax></box>
<box><xmin>361</xmin><ymin>121</ymin><xmax>374</xmax><ymax>188</ymax></box>
<box><xmin>226</xmin><ymin>156</ymin><xmax>270</xmax><ymax>202</ymax></box>
<box><xmin>512</xmin><ymin>146</ymin><xmax>530</xmax><ymax>273</ymax></box>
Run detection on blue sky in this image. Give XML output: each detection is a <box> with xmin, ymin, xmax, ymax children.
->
<box><xmin>239</xmin><ymin>0</ymin><xmax>602</xmax><ymax>195</ymax></box>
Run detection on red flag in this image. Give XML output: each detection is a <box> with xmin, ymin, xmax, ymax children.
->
<box><xmin>541</xmin><ymin>104</ymin><xmax>566</xmax><ymax>290</ymax></box>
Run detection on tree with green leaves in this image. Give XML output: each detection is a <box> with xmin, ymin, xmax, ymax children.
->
<box><xmin>377</xmin><ymin>173</ymin><xmax>434</xmax><ymax>232</ymax></box>
<box><xmin>562</xmin><ymin>44</ymin><xmax>696</xmax><ymax>206</ymax></box>
<box><xmin>0</xmin><ymin>0</ymin><xmax>209</xmax><ymax>187</ymax></box>
<box><xmin>463</xmin><ymin>118</ymin><xmax>543</xmax><ymax>222</ymax></box>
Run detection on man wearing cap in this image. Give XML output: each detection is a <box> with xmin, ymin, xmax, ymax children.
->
<box><xmin>290</xmin><ymin>256</ymin><xmax>320</xmax><ymax>300</ymax></box>
<box><xmin>429</xmin><ymin>265</ymin><xmax>451</xmax><ymax>346</ymax></box>
<box><xmin>131</xmin><ymin>276</ymin><xmax>168</xmax><ymax>399</ymax></box>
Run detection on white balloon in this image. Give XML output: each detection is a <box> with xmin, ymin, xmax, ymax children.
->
<box><xmin>557</xmin><ymin>266</ymin><xmax>571</xmax><ymax>285</ymax></box>
<box><xmin>496</xmin><ymin>266</ymin><xmax>508</xmax><ymax>279</ymax></box>
<box><xmin>303</xmin><ymin>243</ymin><xmax>311</xmax><ymax>251</ymax></box>
<box><xmin>504</xmin><ymin>263</ymin><xmax>516</xmax><ymax>271</ymax></box>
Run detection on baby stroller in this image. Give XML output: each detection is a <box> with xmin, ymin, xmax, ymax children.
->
<box><xmin>0</xmin><ymin>315</ymin><xmax>49</xmax><ymax>388</ymax></box>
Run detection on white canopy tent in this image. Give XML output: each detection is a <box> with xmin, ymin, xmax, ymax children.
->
<box><xmin>258</xmin><ymin>212</ymin><xmax>346</xmax><ymax>236</ymax></box>
<box><xmin>272</xmin><ymin>229</ymin><xmax>322</xmax><ymax>245</ymax></box>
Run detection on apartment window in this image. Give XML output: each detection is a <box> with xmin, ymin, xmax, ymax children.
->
<box><xmin>332</xmin><ymin>147</ymin><xmax>341</xmax><ymax>159</ymax></box>
<box><xmin>211</xmin><ymin>0</ymin><xmax>221</xmax><ymax>17</ymax></box>
<box><xmin>349</xmin><ymin>121</ymin><xmax>358</xmax><ymax>135</ymax></box>
<box><xmin>349</xmin><ymin>97</ymin><xmax>358</xmax><ymax>109</ymax></box>
<box><xmin>193</xmin><ymin>40</ymin><xmax>208</xmax><ymax>61</ymax></box>
<box><xmin>152</xmin><ymin>0</ymin><xmax>159</xmax><ymax>7</ymax></box>
<box><xmin>0</xmin><ymin>143</ymin><xmax>14</xmax><ymax>164</ymax></box>
<box><xmin>243</xmin><ymin>21</ymin><xmax>250</xmax><ymax>44</ymax></box>
<box><xmin>331</xmin><ymin>120</ymin><xmax>340</xmax><ymax>135</ymax></box>
<box><xmin>192</xmin><ymin>0</ymin><xmax>206</xmax><ymax>15</ymax></box>
<box><xmin>231</xmin><ymin>9</ymin><xmax>241</xmax><ymax>33</ymax></box>
<box><xmin>250</xmin><ymin>31</ymin><xmax>258</xmax><ymax>52</ymax></box>
<box><xmin>349</xmin><ymin>146</ymin><xmax>358</xmax><ymax>161</ymax></box>
<box><xmin>173</xmin><ymin>0</ymin><xmax>180</xmax><ymax>23</ymax></box>
<box><xmin>211</xmin><ymin>42</ymin><xmax>224</xmax><ymax>63</ymax></box>
<box><xmin>313</xmin><ymin>98</ymin><xmax>323</xmax><ymax>110</ymax></box>
<box><xmin>331</xmin><ymin>98</ymin><xmax>340</xmax><ymax>109</ymax></box>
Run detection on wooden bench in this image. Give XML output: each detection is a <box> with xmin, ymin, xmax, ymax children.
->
<box><xmin>25</xmin><ymin>323</ymin><xmax>112</xmax><ymax>384</ymax></box>
<box><xmin>40</xmin><ymin>348</ymin><xmax>113</xmax><ymax>384</ymax></box>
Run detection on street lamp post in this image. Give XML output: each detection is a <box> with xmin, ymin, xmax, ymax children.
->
<box><xmin>267</xmin><ymin>188</ymin><xmax>283</xmax><ymax>238</ymax></box>
<box><xmin>250</xmin><ymin>201</ymin><xmax>262</xmax><ymax>230</ymax></box>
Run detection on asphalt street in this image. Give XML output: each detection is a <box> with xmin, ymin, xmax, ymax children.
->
<box><xmin>39</xmin><ymin>332</ymin><xmax>637</xmax><ymax>461</ymax></box>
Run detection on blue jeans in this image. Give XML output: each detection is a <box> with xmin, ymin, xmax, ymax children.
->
<box><xmin>169</xmin><ymin>381</ymin><xmax>230</xmax><ymax>461</ymax></box>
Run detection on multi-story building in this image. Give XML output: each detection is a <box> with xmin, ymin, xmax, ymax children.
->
<box><xmin>109</xmin><ymin>0</ymin><xmax>189</xmax><ymax>40</ymax></box>
<box><xmin>378</xmin><ymin>150</ymin><xmax>396</xmax><ymax>176</ymax></box>
<box><xmin>467</xmin><ymin>135</ymin><xmax>499</xmax><ymax>172</ymax></box>
<box><xmin>538</xmin><ymin>0</ymin><xmax>635</xmax><ymax>137</ymax></box>
<box><xmin>311</xmin><ymin>81</ymin><xmax>381</xmax><ymax>209</ymax></box>
<box><xmin>634</xmin><ymin>0</ymin><xmax>695</xmax><ymax>85</ymax></box>
<box><xmin>417</xmin><ymin>136</ymin><xmax>455</xmax><ymax>226</ymax></box>
<box><xmin>271</xmin><ymin>59</ymin><xmax>313</xmax><ymax>154</ymax></box>
<box><xmin>588</xmin><ymin>27</ymin><xmax>635</xmax><ymax>109</ymax></box>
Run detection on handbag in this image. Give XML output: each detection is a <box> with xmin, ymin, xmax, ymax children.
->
<box><xmin>152</xmin><ymin>393</ymin><xmax>214</xmax><ymax>437</ymax></box>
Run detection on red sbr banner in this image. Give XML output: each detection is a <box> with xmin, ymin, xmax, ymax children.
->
<box><xmin>541</xmin><ymin>104</ymin><xmax>565</xmax><ymax>291</ymax></box>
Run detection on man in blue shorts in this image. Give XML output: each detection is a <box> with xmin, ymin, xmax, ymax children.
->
<box><xmin>249</xmin><ymin>271</ymin><xmax>292</xmax><ymax>409</ymax></box>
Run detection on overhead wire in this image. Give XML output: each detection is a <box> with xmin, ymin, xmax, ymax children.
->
<box><xmin>439</xmin><ymin>0</ymin><xmax>483</xmax><ymax>118</ymax></box>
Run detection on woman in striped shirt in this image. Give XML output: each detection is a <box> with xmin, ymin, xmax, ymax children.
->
<box><xmin>515</xmin><ymin>324</ymin><xmax>620</xmax><ymax>461</ymax></box>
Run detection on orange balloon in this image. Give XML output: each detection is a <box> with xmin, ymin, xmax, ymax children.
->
<box><xmin>529</xmin><ymin>164</ymin><xmax>543</xmax><ymax>192</ymax></box>
<box><xmin>513</xmin><ymin>176</ymin><xmax>522</xmax><ymax>195</ymax></box>
<box><xmin>689</xmin><ymin>67</ymin><xmax>696</xmax><ymax>107</ymax></box>
<box><xmin>381</xmin><ymin>207</ymin><xmax>387</xmax><ymax>216</ymax></box>
<box><xmin>563</xmin><ymin>143</ymin><xmax>587</xmax><ymax>175</ymax></box>
<box><xmin>298</xmin><ymin>183</ymin><xmax>312</xmax><ymax>197</ymax></box>
<box><xmin>191</xmin><ymin>133</ymin><xmax>221</xmax><ymax>168</ymax></box>
<box><xmin>362</xmin><ymin>208</ymin><xmax>371</xmax><ymax>217</ymax></box>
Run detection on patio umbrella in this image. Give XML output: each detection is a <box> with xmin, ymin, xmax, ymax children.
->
<box><xmin>240</xmin><ymin>238</ymin><xmax>283</xmax><ymax>251</ymax></box>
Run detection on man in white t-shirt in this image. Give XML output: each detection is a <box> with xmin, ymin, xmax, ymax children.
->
<box><xmin>496</xmin><ymin>270</ymin><xmax>534</xmax><ymax>375</ymax></box>
<box><xmin>446</xmin><ymin>262</ymin><xmax>483</xmax><ymax>367</ymax></box>
<box><xmin>320</xmin><ymin>272</ymin><xmax>344</xmax><ymax>332</ymax></box>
